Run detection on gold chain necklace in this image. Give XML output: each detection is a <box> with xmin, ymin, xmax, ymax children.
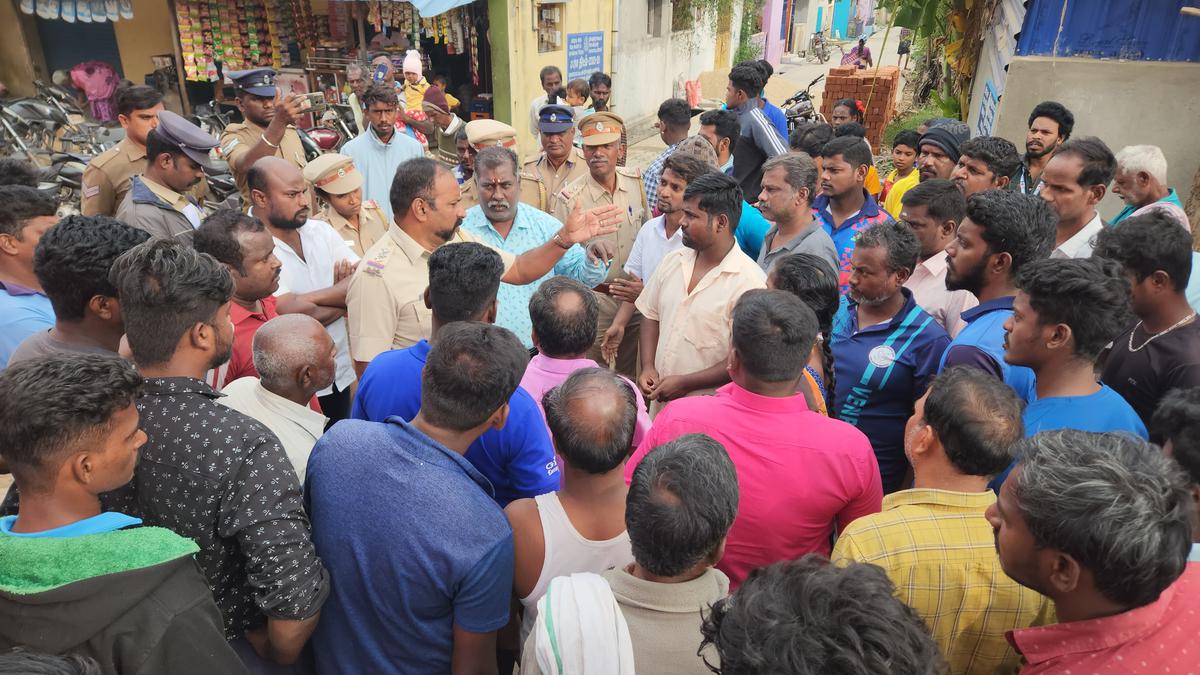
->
<box><xmin>1128</xmin><ymin>313</ymin><xmax>1197</xmax><ymax>352</ymax></box>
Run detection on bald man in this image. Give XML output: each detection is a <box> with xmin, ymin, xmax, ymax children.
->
<box><xmin>217</xmin><ymin>314</ymin><xmax>336</xmax><ymax>481</ymax></box>
<box><xmin>505</xmin><ymin>367</ymin><xmax>638</xmax><ymax>651</ymax></box>
<box><xmin>248</xmin><ymin>156</ymin><xmax>359</xmax><ymax>422</ymax></box>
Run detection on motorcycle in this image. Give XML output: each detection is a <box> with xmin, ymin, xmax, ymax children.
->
<box><xmin>782</xmin><ymin>75</ymin><xmax>827</xmax><ymax>133</ymax></box>
<box><xmin>42</xmin><ymin>151</ymin><xmax>91</xmax><ymax>212</ymax></box>
<box><xmin>806</xmin><ymin>32</ymin><xmax>831</xmax><ymax>64</ymax></box>
<box><xmin>190</xmin><ymin>101</ymin><xmax>232</xmax><ymax>136</ymax></box>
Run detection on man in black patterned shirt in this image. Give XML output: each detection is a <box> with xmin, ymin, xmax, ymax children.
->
<box><xmin>105</xmin><ymin>239</ymin><xmax>329</xmax><ymax>668</ymax></box>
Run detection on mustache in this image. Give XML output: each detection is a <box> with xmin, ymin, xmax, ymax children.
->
<box><xmin>487</xmin><ymin>200</ymin><xmax>511</xmax><ymax>210</ymax></box>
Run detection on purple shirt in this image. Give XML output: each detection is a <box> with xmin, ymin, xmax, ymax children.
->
<box><xmin>519</xmin><ymin>354</ymin><xmax>651</xmax><ymax>450</ymax></box>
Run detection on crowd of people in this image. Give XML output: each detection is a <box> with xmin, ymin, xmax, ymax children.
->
<box><xmin>0</xmin><ymin>49</ymin><xmax>1198</xmax><ymax>675</ymax></box>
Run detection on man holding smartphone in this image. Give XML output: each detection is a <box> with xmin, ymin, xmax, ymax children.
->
<box><xmin>220</xmin><ymin>68</ymin><xmax>311</xmax><ymax>208</ymax></box>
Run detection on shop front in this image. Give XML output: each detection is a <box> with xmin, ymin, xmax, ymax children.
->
<box><xmin>172</xmin><ymin>0</ymin><xmax>494</xmax><ymax>127</ymax></box>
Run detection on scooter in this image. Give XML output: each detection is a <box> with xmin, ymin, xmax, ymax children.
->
<box><xmin>782</xmin><ymin>75</ymin><xmax>827</xmax><ymax>133</ymax></box>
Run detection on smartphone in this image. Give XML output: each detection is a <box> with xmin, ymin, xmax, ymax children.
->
<box><xmin>300</xmin><ymin>91</ymin><xmax>327</xmax><ymax>114</ymax></box>
<box><xmin>593</xmin><ymin>282</ymin><xmax>611</xmax><ymax>295</ymax></box>
<box><xmin>372</xmin><ymin>63</ymin><xmax>388</xmax><ymax>83</ymax></box>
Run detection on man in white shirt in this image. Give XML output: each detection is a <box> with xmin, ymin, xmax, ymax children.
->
<box><xmin>899</xmin><ymin>179</ymin><xmax>978</xmax><ymax>336</ymax></box>
<box><xmin>529</xmin><ymin>66</ymin><xmax>564</xmax><ymax>137</ymax></box>
<box><xmin>1039</xmin><ymin>137</ymin><xmax>1116</xmax><ymax>259</ymax></box>
<box><xmin>248</xmin><ymin>157</ymin><xmax>358</xmax><ymax>421</ymax></box>
<box><xmin>218</xmin><ymin>314</ymin><xmax>334</xmax><ymax>482</ymax></box>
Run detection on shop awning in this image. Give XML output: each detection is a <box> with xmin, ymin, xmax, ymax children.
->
<box><xmin>408</xmin><ymin>0</ymin><xmax>474</xmax><ymax>18</ymax></box>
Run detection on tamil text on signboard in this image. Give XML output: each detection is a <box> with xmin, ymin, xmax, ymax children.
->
<box><xmin>567</xmin><ymin>32</ymin><xmax>604</xmax><ymax>81</ymax></box>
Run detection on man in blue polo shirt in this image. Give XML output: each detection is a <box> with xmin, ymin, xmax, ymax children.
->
<box><xmin>307</xmin><ymin>322</ymin><xmax>528</xmax><ymax>674</ymax></box>
<box><xmin>941</xmin><ymin>190</ymin><xmax>1057</xmax><ymax>402</ymax></box>
<box><xmin>989</xmin><ymin>257</ymin><xmax>1147</xmax><ymax>490</ymax></box>
<box><xmin>814</xmin><ymin>137</ymin><xmax>896</xmax><ymax>291</ymax></box>
<box><xmin>351</xmin><ymin>241</ymin><xmax>559</xmax><ymax>505</ymax></box>
<box><xmin>832</xmin><ymin>221</ymin><xmax>950</xmax><ymax>493</ymax></box>
<box><xmin>0</xmin><ymin>186</ymin><xmax>59</xmax><ymax>367</ymax></box>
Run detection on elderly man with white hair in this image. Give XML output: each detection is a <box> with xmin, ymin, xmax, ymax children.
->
<box><xmin>1111</xmin><ymin>144</ymin><xmax>1190</xmax><ymax>230</ymax></box>
<box><xmin>218</xmin><ymin>313</ymin><xmax>337</xmax><ymax>481</ymax></box>
<box><xmin>346</xmin><ymin>62</ymin><xmax>369</xmax><ymax>135</ymax></box>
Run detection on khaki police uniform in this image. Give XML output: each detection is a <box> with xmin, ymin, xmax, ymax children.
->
<box><xmin>461</xmin><ymin>118</ymin><xmax>549</xmax><ymax>213</ymax></box>
<box><xmin>318</xmin><ymin>201</ymin><xmax>389</xmax><ymax>258</ymax></box>
<box><xmin>552</xmin><ymin>112</ymin><xmax>646</xmax><ymax>377</ymax></box>
<box><xmin>523</xmin><ymin>146</ymin><xmax>587</xmax><ymax>214</ymax></box>
<box><xmin>304</xmin><ymin>153</ymin><xmax>388</xmax><ymax>257</ymax></box>
<box><xmin>81</xmin><ymin>137</ymin><xmax>207</xmax><ymax>216</ymax></box>
<box><xmin>346</xmin><ymin>224</ymin><xmax>517</xmax><ymax>363</ymax></box>
<box><xmin>220</xmin><ymin>119</ymin><xmax>307</xmax><ymax>207</ymax></box>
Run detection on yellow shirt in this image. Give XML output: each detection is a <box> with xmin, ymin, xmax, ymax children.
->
<box><xmin>346</xmin><ymin>224</ymin><xmax>516</xmax><ymax>363</ymax></box>
<box><xmin>883</xmin><ymin>168</ymin><xmax>921</xmax><ymax>218</ymax></box>
<box><xmin>832</xmin><ymin>489</ymin><xmax>1053</xmax><ymax>675</ymax></box>
<box><xmin>635</xmin><ymin>244</ymin><xmax>766</xmax><ymax>408</ymax></box>
<box><xmin>403</xmin><ymin>79</ymin><xmax>431</xmax><ymax>114</ymax></box>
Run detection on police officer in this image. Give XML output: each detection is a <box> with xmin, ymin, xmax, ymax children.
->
<box><xmin>461</xmin><ymin>119</ymin><xmax>547</xmax><ymax>212</ymax></box>
<box><xmin>303</xmin><ymin>153</ymin><xmax>389</xmax><ymax>257</ymax></box>
<box><xmin>553</xmin><ymin>111</ymin><xmax>647</xmax><ymax>377</ymax></box>
<box><xmin>219</xmin><ymin>68</ymin><xmax>310</xmax><ymax>208</ymax></box>
<box><xmin>523</xmin><ymin>104</ymin><xmax>588</xmax><ymax>215</ymax></box>
<box><xmin>82</xmin><ymin>85</ymin><xmax>206</xmax><ymax>216</ymax></box>
<box><xmin>115</xmin><ymin>111</ymin><xmax>218</xmax><ymax>243</ymax></box>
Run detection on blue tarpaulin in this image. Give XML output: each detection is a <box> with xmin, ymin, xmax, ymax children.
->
<box><xmin>1017</xmin><ymin>0</ymin><xmax>1200</xmax><ymax>63</ymax></box>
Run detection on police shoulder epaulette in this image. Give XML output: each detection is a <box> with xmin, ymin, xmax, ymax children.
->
<box><xmin>362</xmin><ymin>244</ymin><xmax>393</xmax><ymax>278</ymax></box>
<box><xmin>89</xmin><ymin>144</ymin><xmax>120</xmax><ymax>168</ymax></box>
<box><xmin>617</xmin><ymin>166</ymin><xmax>642</xmax><ymax>179</ymax></box>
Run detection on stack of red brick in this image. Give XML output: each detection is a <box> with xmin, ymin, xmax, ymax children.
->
<box><xmin>820</xmin><ymin>64</ymin><xmax>900</xmax><ymax>149</ymax></box>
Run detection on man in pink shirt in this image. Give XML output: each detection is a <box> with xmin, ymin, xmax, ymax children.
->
<box><xmin>989</xmin><ymin>430</ymin><xmax>1196</xmax><ymax>673</ymax></box>
<box><xmin>626</xmin><ymin>289</ymin><xmax>882</xmax><ymax>588</ymax></box>
<box><xmin>521</xmin><ymin>276</ymin><xmax>650</xmax><ymax>447</ymax></box>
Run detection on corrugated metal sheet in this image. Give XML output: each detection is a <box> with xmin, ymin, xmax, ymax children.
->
<box><xmin>1017</xmin><ymin>0</ymin><xmax>1200</xmax><ymax>63</ymax></box>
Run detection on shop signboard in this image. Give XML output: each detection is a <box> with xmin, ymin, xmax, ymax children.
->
<box><xmin>566</xmin><ymin>31</ymin><xmax>604</xmax><ymax>81</ymax></box>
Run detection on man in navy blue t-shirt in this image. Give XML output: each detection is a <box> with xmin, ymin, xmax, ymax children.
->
<box><xmin>833</xmin><ymin>221</ymin><xmax>950</xmax><ymax>493</ymax></box>
<box><xmin>308</xmin><ymin>322</ymin><xmax>531</xmax><ymax>674</ymax></box>
<box><xmin>991</xmin><ymin>257</ymin><xmax>1148</xmax><ymax>490</ymax></box>
<box><xmin>352</xmin><ymin>242</ymin><xmax>559</xmax><ymax>505</ymax></box>
<box><xmin>940</xmin><ymin>189</ymin><xmax>1057</xmax><ymax>403</ymax></box>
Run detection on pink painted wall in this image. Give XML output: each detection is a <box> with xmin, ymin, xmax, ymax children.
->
<box><xmin>761</xmin><ymin>0</ymin><xmax>787</xmax><ymax>64</ymax></box>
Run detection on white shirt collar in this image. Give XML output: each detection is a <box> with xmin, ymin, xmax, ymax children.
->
<box><xmin>1052</xmin><ymin>211</ymin><xmax>1103</xmax><ymax>259</ymax></box>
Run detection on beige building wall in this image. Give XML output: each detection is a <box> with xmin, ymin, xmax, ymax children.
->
<box><xmin>991</xmin><ymin>56</ymin><xmax>1200</xmax><ymax>221</ymax></box>
<box><xmin>492</xmin><ymin>0</ymin><xmax>615</xmax><ymax>158</ymax></box>
<box><xmin>111</xmin><ymin>0</ymin><xmax>179</xmax><ymax>86</ymax></box>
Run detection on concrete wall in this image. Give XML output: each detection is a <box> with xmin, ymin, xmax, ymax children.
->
<box><xmin>0</xmin><ymin>0</ymin><xmax>42</xmax><ymax>96</ymax></box>
<box><xmin>111</xmin><ymin>0</ymin><xmax>177</xmax><ymax>87</ymax></box>
<box><xmin>611</xmin><ymin>0</ymin><xmax>727</xmax><ymax>131</ymax></box>
<box><xmin>993</xmin><ymin>56</ymin><xmax>1200</xmax><ymax>220</ymax></box>
<box><xmin>492</xmin><ymin>0</ymin><xmax>615</xmax><ymax>157</ymax></box>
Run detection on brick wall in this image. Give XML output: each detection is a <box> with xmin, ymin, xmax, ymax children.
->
<box><xmin>820</xmin><ymin>65</ymin><xmax>900</xmax><ymax>149</ymax></box>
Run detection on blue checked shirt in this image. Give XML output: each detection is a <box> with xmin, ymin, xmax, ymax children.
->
<box><xmin>643</xmin><ymin>142</ymin><xmax>680</xmax><ymax>213</ymax></box>
<box><xmin>461</xmin><ymin>203</ymin><xmax>609</xmax><ymax>348</ymax></box>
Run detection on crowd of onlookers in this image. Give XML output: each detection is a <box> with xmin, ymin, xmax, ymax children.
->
<box><xmin>0</xmin><ymin>53</ymin><xmax>1197</xmax><ymax>675</ymax></box>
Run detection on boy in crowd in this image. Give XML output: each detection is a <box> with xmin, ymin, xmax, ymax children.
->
<box><xmin>882</xmin><ymin>130</ymin><xmax>920</xmax><ymax>217</ymax></box>
<box><xmin>0</xmin><ymin>354</ymin><xmax>242</xmax><ymax>673</ymax></box>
